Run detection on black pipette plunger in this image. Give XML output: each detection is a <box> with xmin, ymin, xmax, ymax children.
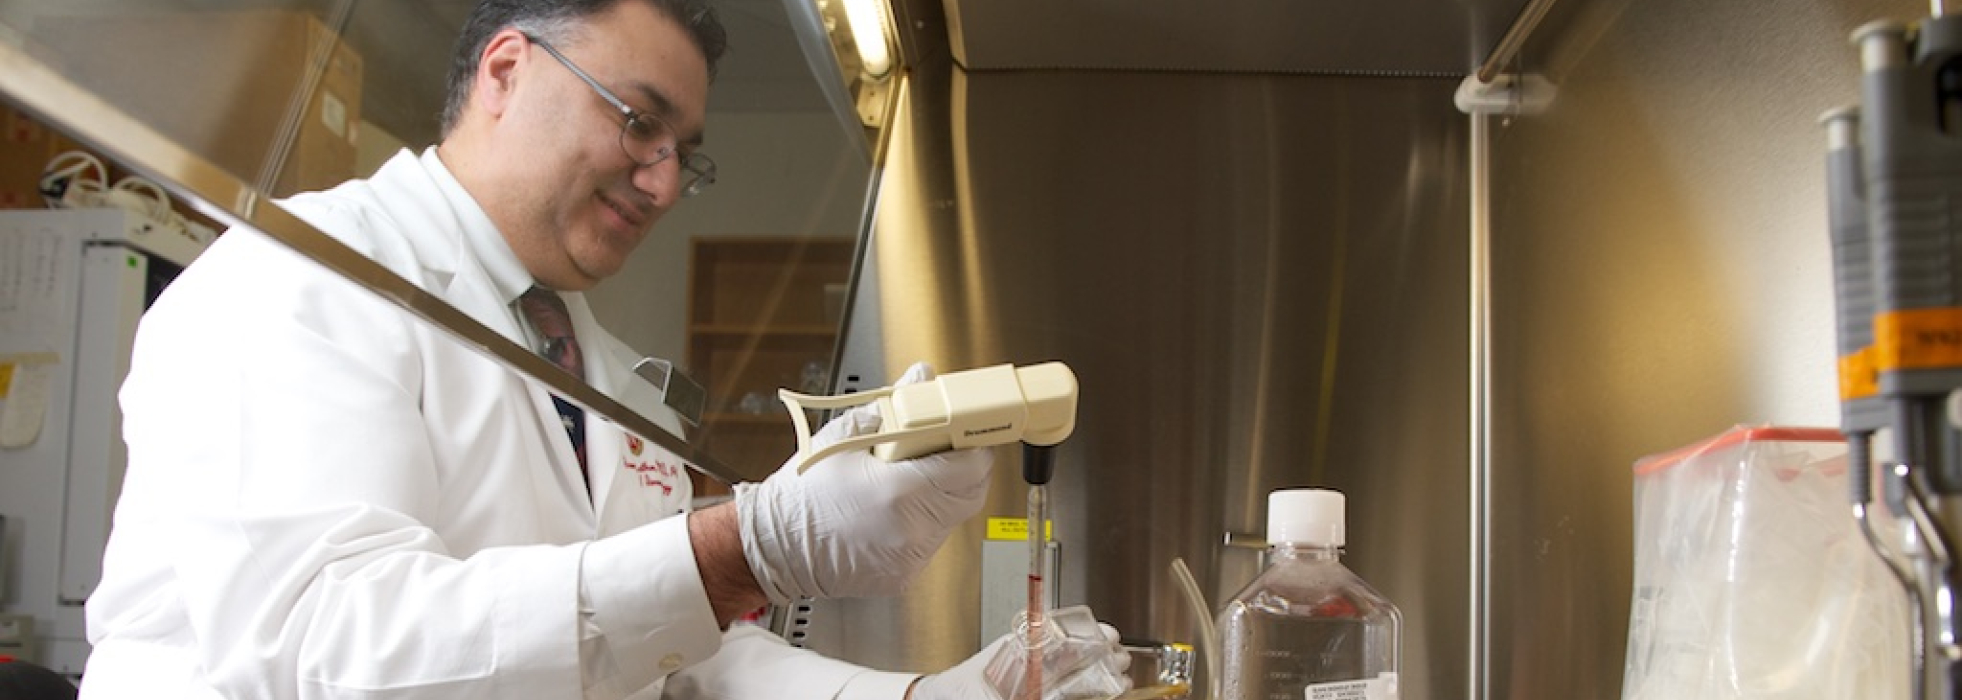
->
<box><xmin>1023</xmin><ymin>442</ymin><xmax>1055</xmax><ymax>484</ymax></box>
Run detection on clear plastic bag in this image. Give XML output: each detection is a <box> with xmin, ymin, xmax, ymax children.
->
<box><xmin>1622</xmin><ymin>426</ymin><xmax>1909</xmax><ymax>699</ymax></box>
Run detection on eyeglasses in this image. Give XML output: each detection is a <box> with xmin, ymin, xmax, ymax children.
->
<box><xmin>526</xmin><ymin>34</ymin><xmax>717</xmax><ymax>197</ymax></box>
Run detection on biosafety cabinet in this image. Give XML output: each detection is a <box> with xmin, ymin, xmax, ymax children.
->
<box><xmin>0</xmin><ymin>0</ymin><xmax>1947</xmax><ymax>696</ymax></box>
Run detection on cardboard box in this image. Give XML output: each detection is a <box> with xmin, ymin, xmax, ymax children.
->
<box><xmin>0</xmin><ymin>104</ymin><xmax>87</xmax><ymax>209</ymax></box>
<box><xmin>36</xmin><ymin>9</ymin><xmax>363</xmax><ymax>197</ymax></box>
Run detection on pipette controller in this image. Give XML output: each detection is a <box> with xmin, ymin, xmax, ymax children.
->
<box><xmin>778</xmin><ymin>362</ymin><xmax>1078</xmax><ymax>473</ymax></box>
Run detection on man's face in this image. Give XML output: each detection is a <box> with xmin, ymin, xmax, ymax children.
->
<box><xmin>498</xmin><ymin>1</ymin><xmax>710</xmax><ymax>291</ymax></box>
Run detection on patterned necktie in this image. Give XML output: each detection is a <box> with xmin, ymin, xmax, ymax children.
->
<box><xmin>518</xmin><ymin>287</ymin><xmax>588</xmax><ymax>482</ymax></box>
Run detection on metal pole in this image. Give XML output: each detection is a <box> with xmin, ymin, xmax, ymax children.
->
<box><xmin>1475</xmin><ymin>0</ymin><xmax>1560</xmax><ymax>84</ymax></box>
<box><xmin>1467</xmin><ymin>109</ymin><xmax>1493</xmax><ymax>700</ymax></box>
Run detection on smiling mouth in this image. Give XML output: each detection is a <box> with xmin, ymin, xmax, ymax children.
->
<box><xmin>599</xmin><ymin>193</ymin><xmax>650</xmax><ymax>230</ymax></box>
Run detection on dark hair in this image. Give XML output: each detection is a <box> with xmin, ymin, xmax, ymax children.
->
<box><xmin>439</xmin><ymin>0</ymin><xmax>727</xmax><ymax>138</ymax></box>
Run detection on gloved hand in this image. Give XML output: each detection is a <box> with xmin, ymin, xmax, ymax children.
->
<box><xmin>735</xmin><ymin>362</ymin><xmax>996</xmax><ymax>602</ymax></box>
<box><xmin>911</xmin><ymin>611</ymin><xmax>1132</xmax><ymax>700</ymax></box>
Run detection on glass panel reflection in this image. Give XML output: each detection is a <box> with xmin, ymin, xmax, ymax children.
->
<box><xmin>0</xmin><ymin>0</ymin><xmax>872</xmax><ymax>680</ymax></box>
<box><xmin>0</xmin><ymin>0</ymin><xmax>869</xmax><ymax>491</ymax></box>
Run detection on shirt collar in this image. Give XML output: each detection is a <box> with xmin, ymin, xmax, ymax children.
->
<box><xmin>418</xmin><ymin>147</ymin><xmax>534</xmax><ymax>307</ymax></box>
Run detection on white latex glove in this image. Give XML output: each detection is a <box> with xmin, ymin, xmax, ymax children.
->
<box><xmin>912</xmin><ymin>618</ymin><xmax>1131</xmax><ymax>700</ymax></box>
<box><xmin>735</xmin><ymin>362</ymin><xmax>996</xmax><ymax>602</ymax></box>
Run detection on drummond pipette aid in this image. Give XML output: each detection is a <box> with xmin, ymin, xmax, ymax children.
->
<box><xmin>777</xmin><ymin>362</ymin><xmax>1078</xmax><ymax>473</ymax></box>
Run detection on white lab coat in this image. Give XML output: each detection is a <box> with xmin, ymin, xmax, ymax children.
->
<box><xmin>79</xmin><ymin>149</ymin><xmax>916</xmax><ymax>700</ymax></box>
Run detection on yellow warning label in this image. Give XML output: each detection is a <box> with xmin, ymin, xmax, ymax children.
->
<box><xmin>0</xmin><ymin>363</ymin><xmax>11</xmax><ymax>397</ymax></box>
<box><xmin>985</xmin><ymin>517</ymin><xmax>1054</xmax><ymax>541</ymax></box>
<box><xmin>1876</xmin><ymin>308</ymin><xmax>1962</xmax><ymax>371</ymax></box>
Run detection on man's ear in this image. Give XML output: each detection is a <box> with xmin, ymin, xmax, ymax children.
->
<box><xmin>472</xmin><ymin>29</ymin><xmax>531</xmax><ymax>118</ymax></box>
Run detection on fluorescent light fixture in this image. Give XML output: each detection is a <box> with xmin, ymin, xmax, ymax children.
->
<box><xmin>840</xmin><ymin>0</ymin><xmax>892</xmax><ymax>77</ymax></box>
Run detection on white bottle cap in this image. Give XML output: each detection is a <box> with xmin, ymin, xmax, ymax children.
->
<box><xmin>1268</xmin><ymin>488</ymin><xmax>1345</xmax><ymax>547</ymax></box>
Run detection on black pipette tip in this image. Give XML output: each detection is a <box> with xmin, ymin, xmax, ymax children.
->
<box><xmin>1023</xmin><ymin>442</ymin><xmax>1055</xmax><ymax>485</ymax></box>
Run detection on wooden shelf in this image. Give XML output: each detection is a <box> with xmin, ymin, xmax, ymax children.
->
<box><xmin>686</xmin><ymin>236</ymin><xmax>854</xmax><ymax>495</ymax></box>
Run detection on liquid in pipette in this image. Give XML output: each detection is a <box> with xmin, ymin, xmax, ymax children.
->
<box><xmin>1023</xmin><ymin>482</ymin><xmax>1049</xmax><ymax>700</ymax></box>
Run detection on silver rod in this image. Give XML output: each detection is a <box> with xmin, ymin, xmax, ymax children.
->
<box><xmin>1856</xmin><ymin>499</ymin><xmax>1926</xmax><ymax>700</ymax></box>
<box><xmin>1904</xmin><ymin>474</ymin><xmax>1957</xmax><ymax>648</ymax></box>
<box><xmin>1902</xmin><ymin>462</ymin><xmax>1962</xmax><ymax>697</ymax></box>
<box><xmin>1467</xmin><ymin>110</ymin><xmax>1492</xmax><ymax>700</ymax></box>
<box><xmin>0</xmin><ymin>39</ymin><xmax>751</xmax><ymax>485</ymax></box>
<box><xmin>1475</xmin><ymin>0</ymin><xmax>1561</xmax><ymax>84</ymax></box>
<box><xmin>1221</xmin><ymin>531</ymin><xmax>1268</xmax><ymax>550</ymax></box>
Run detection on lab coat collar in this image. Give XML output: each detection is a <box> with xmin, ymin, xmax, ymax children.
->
<box><xmin>415</xmin><ymin>147</ymin><xmax>532</xmax><ymax>309</ymax></box>
<box><xmin>355</xmin><ymin>148</ymin><xmax>529</xmax><ymax>347</ymax></box>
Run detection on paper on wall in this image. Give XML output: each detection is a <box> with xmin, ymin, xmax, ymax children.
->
<box><xmin>0</xmin><ymin>226</ymin><xmax>65</xmax><ymax>356</ymax></box>
<box><xmin>0</xmin><ymin>354</ymin><xmax>57</xmax><ymax>449</ymax></box>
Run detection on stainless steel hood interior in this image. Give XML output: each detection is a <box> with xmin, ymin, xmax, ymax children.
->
<box><xmin>794</xmin><ymin>2</ymin><xmax>1926</xmax><ymax>700</ymax></box>
<box><xmin>789</xmin><ymin>0</ymin><xmax>1518</xmax><ymax>698</ymax></box>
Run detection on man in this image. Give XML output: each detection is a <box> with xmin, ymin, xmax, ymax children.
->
<box><xmin>78</xmin><ymin>1</ymin><xmax>1127</xmax><ymax>698</ymax></box>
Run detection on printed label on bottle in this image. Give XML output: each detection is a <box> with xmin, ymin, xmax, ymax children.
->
<box><xmin>1304</xmin><ymin>672</ymin><xmax>1398</xmax><ymax>700</ymax></box>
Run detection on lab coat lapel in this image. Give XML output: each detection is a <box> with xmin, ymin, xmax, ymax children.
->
<box><xmin>452</xmin><ymin>264</ymin><xmax>593</xmax><ymax>514</ymax></box>
<box><xmin>562</xmin><ymin>293</ymin><xmax>625</xmax><ymax>516</ymax></box>
<box><xmin>364</xmin><ymin>155</ymin><xmax>591</xmax><ymax>516</ymax></box>
<box><xmin>559</xmin><ymin>293</ymin><xmax>693</xmax><ymax>534</ymax></box>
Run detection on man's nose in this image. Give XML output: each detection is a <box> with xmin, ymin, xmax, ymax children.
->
<box><xmin>631</xmin><ymin>157</ymin><xmax>681</xmax><ymax>205</ymax></box>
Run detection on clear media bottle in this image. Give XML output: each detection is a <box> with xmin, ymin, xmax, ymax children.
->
<box><xmin>1217</xmin><ymin>488</ymin><xmax>1402</xmax><ymax>700</ymax></box>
